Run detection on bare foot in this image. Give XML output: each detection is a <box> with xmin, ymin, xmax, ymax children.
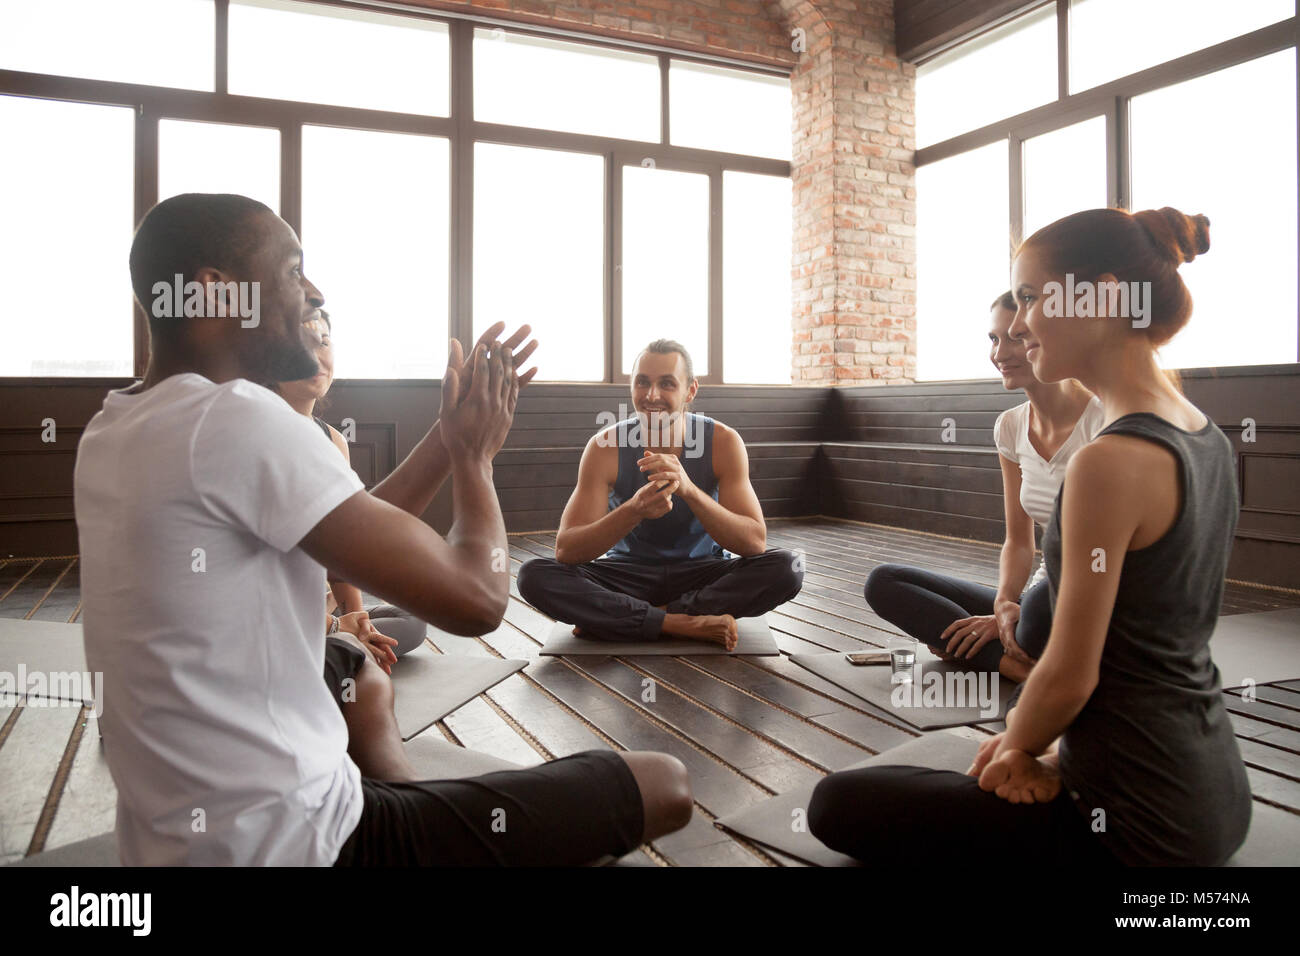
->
<box><xmin>999</xmin><ymin>655</ymin><xmax>1032</xmax><ymax>683</ymax></box>
<box><xmin>977</xmin><ymin>748</ymin><xmax>1061</xmax><ymax>804</ymax></box>
<box><xmin>661</xmin><ymin>613</ymin><xmax>739</xmax><ymax>651</ymax></box>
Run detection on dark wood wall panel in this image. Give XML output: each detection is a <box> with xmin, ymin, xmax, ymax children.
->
<box><xmin>472</xmin><ymin>382</ymin><xmax>828</xmax><ymax>532</ymax></box>
<box><xmin>828</xmin><ymin>365</ymin><xmax>1300</xmax><ymax>589</ymax></box>
<box><xmin>3</xmin><ymin>367</ymin><xmax>1297</xmax><ymax>590</ymax></box>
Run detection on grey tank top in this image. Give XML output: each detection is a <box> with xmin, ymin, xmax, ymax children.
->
<box><xmin>1044</xmin><ymin>412</ymin><xmax>1251</xmax><ymax>866</ymax></box>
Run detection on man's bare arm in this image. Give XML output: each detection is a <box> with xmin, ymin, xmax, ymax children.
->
<box><xmin>553</xmin><ymin>435</ymin><xmax>648</xmax><ymax>564</ymax></box>
<box><xmin>367</xmin><ymin>323</ymin><xmax>536</xmax><ymax>519</ymax></box>
<box><xmin>302</xmin><ymin>342</ymin><xmax>519</xmax><ymax>635</ymax></box>
<box><xmin>301</xmin><ymin>466</ymin><xmax>505</xmax><ymax>636</ymax></box>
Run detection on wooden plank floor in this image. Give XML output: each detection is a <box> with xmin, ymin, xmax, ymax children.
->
<box><xmin>2</xmin><ymin>517</ymin><xmax>1298</xmax><ymax>865</ymax></box>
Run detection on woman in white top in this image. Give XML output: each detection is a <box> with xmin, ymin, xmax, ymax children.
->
<box><xmin>275</xmin><ymin>311</ymin><xmax>426</xmax><ymax>672</ymax></box>
<box><xmin>864</xmin><ymin>291</ymin><xmax>1104</xmax><ymax>682</ymax></box>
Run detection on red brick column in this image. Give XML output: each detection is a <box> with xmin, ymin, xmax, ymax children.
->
<box><xmin>779</xmin><ymin>0</ymin><xmax>916</xmax><ymax>384</ymax></box>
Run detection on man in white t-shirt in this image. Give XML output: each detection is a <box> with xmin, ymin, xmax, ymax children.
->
<box><xmin>74</xmin><ymin>193</ymin><xmax>692</xmax><ymax>865</ymax></box>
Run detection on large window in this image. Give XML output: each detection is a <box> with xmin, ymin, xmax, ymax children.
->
<box><xmin>158</xmin><ymin>119</ymin><xmax>281</xmax><ymax>212</ymax></box>
<box><xmin>916</xmin><ymin>142</ymin><xmax>1010</xmax><ymax>382</ymax></box>
<box><xmin>301</xmin><ymin>126</ymin><xmax>450</xmax><ymax>379</ymax></box>
<box><xmin>1130</xmin><ymin>50</ymin><xmax>1297</xmax><ymax>370</ymax></box>
<box><xmin>1069</xmin><ymin>0</ymin><xmax>1293</xmax><ymax>93</ymax></box>
<box><xmin>1021</xmin><ymin>115</ymin><xmax>1106</xmax><ymax>240</ymax></box>
<box><xmin>670</xmin><ymin>62</ymin><xmax>792</xmax><ymax>160</ymax></box>
<box><xmin>0</xmin><ymin>4</ymin><xmax>793</xmax><ymax>384</ymax></box>
<box><xmin>474</xmin><ymin>144</ymin><xmax>605</xmax><ymax>382</ymax></box>
<box><xmin>0</xmin><ymin>0</ymin><xmax>213</xmax><ymax>91</ymax></box>
<box><xmin>474</xmin><ymin>31</ymin><xmax>659</xmax><ymax>141</ymax></box>
<box><xmin>916</xmin><ymin>5</ymin><xmax>1057</xmax><ymax>149</ymax></box>
<box><xmin>915</xmin><ymin>0</ymin><xmax>1298</xmax><ymax>379</ymax></box>
<box><xmin>621</xmin><ymin>166</ymin><xmax>711</xmax><ymax>375</ymax></box>
<box><xmin>0</xmin><ymin>96</ymin><xmax>134</xmax><ymax>377</ymax></box>
<box><xmin>228</xmin><ymin>0</ymin><xmax>450</xmax><ymax>115</ymax></box>
<box><xmin>723</xmin><ymin>171</ymin><xmax>794</xmax><ymax>384</ymax></box>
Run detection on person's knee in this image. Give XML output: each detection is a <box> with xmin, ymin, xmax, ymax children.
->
<box><xmin>515</xmin><ymin>558</ymin><xmax>556</xmax><ymax>607</ymax></box>
<box><xmin>1015</xmin><ymin>586</ymin><xmax>1053</xmax><ymax>660</ymax></box>
<box><xmin>621</xmin><ymin>751</ymin><xmax>693</xmax><ymax>839</ymax></box>
<box><xmin>386</xmin><ymin>615</ymin><xmax>429</xmax><ymax>657</ymax></box>
<box><xmin>809</xmin><ymin>768</ymin><xmax>908</xmax><ymax>855</ymax></box>
<box><xmin>864</xmin><ymin>563</ymin><xmax>906</xmax><ymax>610</ymax></box>
<box><xmin>808</xmin><ymin>773</ymin><xmax>850</xmax><ymax>849</ymax></box>
<box><xmin>763</xmin><ymin>548</ymin><xmax>804</xmax><ymax>602</ymax></box>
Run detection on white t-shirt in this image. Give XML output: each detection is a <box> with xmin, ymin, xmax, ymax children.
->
<box><xmin>994</xmin><ymin>396</ymin><xmax>1106</xmax><ymax>588</ymax></box>
<box><xmin>74</xmin><ymin>373</ymin><xmax>366</xmax><ymax>865</ymax></box>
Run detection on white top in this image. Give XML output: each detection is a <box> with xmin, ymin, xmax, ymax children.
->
<box><xmin>994</xmin><ymin>396</ymin><xmax>1106</xmax><ymax>588</ymax></box>
<box><xmin>74</xmin><ymin>374</ymin><xmax>366</xmax><ymax>865</ymax></box>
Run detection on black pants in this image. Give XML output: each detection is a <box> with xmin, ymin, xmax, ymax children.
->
<box><xmin>516</xmin><ymin>549</ymin><xmax>804</xmax><ymax>641</ymax></box>
<box><xmin>324</xmin><ymin>640</ymin><xmax>644</xmax><ymax>866</ymax></box>
<box><xmin>864</xmin><ymin>563</ymin><xmax>1053</xmax><ymax>674</ymax></box>
<box><xmin>334</xmin><ymin>750</ymin><xmax>645</xmax><ymax>866</ymax></box>
<box><xmin>808</xmin><ymin>764</ymin><xmax>1118</xmax><ymax>866</ymax></box>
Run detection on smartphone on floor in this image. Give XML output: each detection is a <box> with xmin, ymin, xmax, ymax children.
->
<box><xmin>845</xmin><ymin>650</ymin><xmax>891</xmax><ymax>666</ymax></box>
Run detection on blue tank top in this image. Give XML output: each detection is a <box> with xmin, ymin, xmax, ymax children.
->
<box><xmin>607</xmin><ymin>413</ymin><xmax>722</xmax><ymax>560</ymax></box>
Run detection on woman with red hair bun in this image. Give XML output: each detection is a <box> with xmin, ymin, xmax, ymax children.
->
<box><xmin>809</xmin><ymin>207</ymin><xmax>1250</xmax><ymax>867</ymax></box>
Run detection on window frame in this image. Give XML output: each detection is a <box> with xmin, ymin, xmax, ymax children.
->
<box><xmin>0</xmin><ymin>0</ymin><xmax>792</xmax><ymax>385</ymax></box>
<box><xmin>914</xmin><ymin>0</ymin><xmax>1300</xmax><ymax>370</ymax></box>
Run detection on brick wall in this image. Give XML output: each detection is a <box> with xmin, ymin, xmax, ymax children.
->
<box><xmin>400</xmin><ymin>0</ymin><xmax>917</xmax><ymax>385</ymax></box>
<box><xmin>402</xmin><ymin>0</ymin><xmax>799</xmax><ymax>65</ymax></box>
<box><xmin>780</xmin><ymin>0</ymin><xmax>916</xmax><ymax>384</ymax></box>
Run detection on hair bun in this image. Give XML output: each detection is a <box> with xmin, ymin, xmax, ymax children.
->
<box><xmin>1133</xmin><ymin>207</ymin><xmax>1210</xmax><ymax>266</ymax></box>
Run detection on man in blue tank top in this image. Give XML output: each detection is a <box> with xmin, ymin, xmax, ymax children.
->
<box><xmin>517</xmin><ymin>340</ymin><xmax>804</xmax><ymax>649</ymax></box>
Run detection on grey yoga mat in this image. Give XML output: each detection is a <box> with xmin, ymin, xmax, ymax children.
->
<box><xmin>715</xmin><ymin>733</ymin><xmax>977</xmax><ymax>867</ymax></box>
<box><xmin>390</xmin><ymin>643</ymin><xmax>527</xmax><ymax>741</ymax></box>
<box><xmin>539</xmin><ymin>615</ymin><xmax>779</xmax><ymax>657</ymax></box>
<box><xmin>0</xmin><ymin>619</ymin><xmax>526</xmax><ymax>737</ymax></box>
<box><xmin>0</xmin><ymin>619</ymin><xmax>94</xmax><ymax>705</ymax></box>
<box><xmin>10</xmin><ymin>736</ymin><xmax>529</xmax><ymax>868</ymax></box>
<box><xmin>1209</xmin><ymin>607</ymin><xmax>1300</xmax><ymax>689</ymax></box>
<box><xmin>789</xmin><ymin>650</ymin><xmax>1010</xmax><ymax>730</ymax></box>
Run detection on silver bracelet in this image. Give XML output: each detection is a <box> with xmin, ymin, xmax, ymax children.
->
<box><xmin>327</xmin><ymin>615</ymin><xmax>340</xmax><ymax>636</ymax></box>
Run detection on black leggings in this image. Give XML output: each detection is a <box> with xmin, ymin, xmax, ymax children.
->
<box><xmin>808</xmin><ymin>764</ymin><xmax>1117</xmax><ymax>866</ymax></box>
<box><xmin>864</xmin><ymin>563</ymin><xmax>1053</xmax><ymax>674</ymax></box>
<box><xmin>335</xmin><ymin>750</ymin><xmax>644</xmax><ymax>866</ymax></box>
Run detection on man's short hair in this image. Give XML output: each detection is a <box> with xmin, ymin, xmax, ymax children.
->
<box><xmin>990</xmin><ymin>290</ymin><xmax>1016</xmax><ymax>312</ymax></box>
<box><xmin>129</xmin><ymin>193</ymin><xmax>274</xmax><ymax>329</ymax></box>
<box><xmin>638</xmin><ymin>339</ymin><xmax>695</xmax><ymax>383</ymax></box>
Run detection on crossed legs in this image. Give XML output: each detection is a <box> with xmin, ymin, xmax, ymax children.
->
<box><xmin>517</xmin><ymin>548</ymin><xmax>804</xmax><ymax>648</ymax></box>
<box><xmin>322</xmin><ymin>636</ymin><xmax>692</xmax><ymax>863</ymax></box>
<box><xmin>864</xmin><ymin>563</ymin><xmax>1053</xmax><ymax>680</ymax></box>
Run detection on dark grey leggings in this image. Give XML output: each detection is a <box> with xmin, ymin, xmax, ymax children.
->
<box><xmin>363</xmin><ymin>604</ymin><xmax>427</xmax><ymax>657</ymax></box>
<box><xmin>808</xmin><ymin>764</ymin><xmax>1117</xmax><ymax>866</ymax></box>
<box><xmin>517</xmin><ymin>550</ymin><xmax>804</xmax><ymax>642</ymax></box>
<box><xmin>863</xmin><ymin>563</ymin><xmax>1053</xmax><ymax>674</ymax></box>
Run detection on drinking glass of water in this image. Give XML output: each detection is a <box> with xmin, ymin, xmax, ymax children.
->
<box><xmin>886</xmin><ymin>635</ymin><xmax>916</xmax><ymax>684</ymax></box>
